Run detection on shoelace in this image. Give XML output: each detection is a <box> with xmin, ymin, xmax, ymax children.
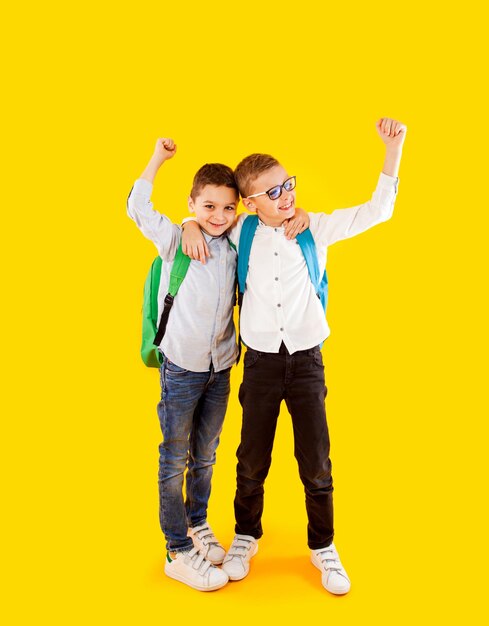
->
<box><xmin>227</xmin><ymin>537</ymin><xmax>254</xmax><ymax>561</ymax></box>
<box><xmin>184</xmin><ymin>546</ymin><xmax>213</xmax><ymax>575</ymax></box>
<box><xmin>193</xmin><ymin>525</ymin><xmax>220</xmax><ymax>549</ymax></box>
<box><xmin>316</xmin><ymin>546</ymin><xmax>342</xmax><ymax>572</ymax></box>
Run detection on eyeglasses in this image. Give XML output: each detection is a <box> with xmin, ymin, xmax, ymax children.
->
<box><xmin>246</xmin><ymin>176</ymin><xmax>296</xmax><ymax>201</ymax></box>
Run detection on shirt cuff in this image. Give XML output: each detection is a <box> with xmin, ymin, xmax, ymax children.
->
<box><xmin>182</xmin><ymin>216</ymin><xmax>198</xmax><ymax>225</ymax></box>
<box><xmin>132</xmin><ymin>178</ymin><xmax>153</xmax><ymax>195</ymax></box>
<box><xmin>378</xmin><ymin>172</ymin><xmax>399</xmax><ymax>193</ymax></box>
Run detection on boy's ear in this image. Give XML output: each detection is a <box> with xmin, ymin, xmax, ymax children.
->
<box><xmin>188</xmin><ymin>196</ymin><xmax>195</xmax><ymax>213</ymax></box>
<box><xmin>242</xmin><ymin>198</ymin><xmax>256</xmax><ymax>213</ymax></box>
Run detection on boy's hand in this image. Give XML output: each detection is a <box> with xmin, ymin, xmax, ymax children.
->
<box><xmin>181</xmin><ymin>220</ymin><xmax>210</xmax><ymax>264</ymax></box>
<box><xmin>376</xmin><ymin>118</ymin><xmax>407</xmax><ymax>150</ymax></box>
<box><xmin>153</xmin><ymin>137</ymin><xmax>177</xmax><ymax>164</ymax></box>
<box><xmin>284</xmin><ymin>207</ymin><xmax>310</xmax><ymax>240</ymax></box>
<box><xmin>140</xmin><ymin>137</ymin><xmax>177</xmax><ymax>183</ymax></box>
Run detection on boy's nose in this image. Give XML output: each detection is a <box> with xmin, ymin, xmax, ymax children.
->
<box><xmin>215</xmin><ymin>208</ymin><xmax>226</xmax><ymax>222</ymax></box>
<box><xmin>281</xmin><ymin>191</ymin><xmax>293</xmax><ymax>204</ymax></box>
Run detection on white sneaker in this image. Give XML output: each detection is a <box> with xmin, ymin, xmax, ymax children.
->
<box><xmin>164</xmin><ymin>547</ymin><xmax>229</xmax><ymax>591</ymax></box>
<box><xmin>221</xmin><ymin>534</ymin><xmax>258</xmax><ymax>581</ymax></box>
<box><xmin>311</xmin><ymin>543</ymin><xmax>351</xmax><ymax>595</ymax></box>
<box><xmin>188</xmin><ymin>523</ymin><xmax>226</xmax><ymax>565</ymax></box>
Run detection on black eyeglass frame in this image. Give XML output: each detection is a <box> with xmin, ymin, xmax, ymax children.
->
<box><xmin>246</xmin><ymin>176</ymin><xmax>296</xmax><ymax>201</ymax></box>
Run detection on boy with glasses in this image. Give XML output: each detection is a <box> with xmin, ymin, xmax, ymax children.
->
<box><xmin>181</xmin><ymin>118</ymin><xmax>407</xmax><ymax>594</ymax></box>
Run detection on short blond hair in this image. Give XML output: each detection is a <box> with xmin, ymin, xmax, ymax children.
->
<box><xmin>234</xmin><ymin>153</ymin><xmax>280</xmax><ymax>197</ymax></box>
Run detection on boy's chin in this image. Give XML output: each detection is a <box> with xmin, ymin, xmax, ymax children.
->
<box><xmin>278</xmin><ymin>208</ymin><xmax>295</xmax><ymax>222</ymax></box>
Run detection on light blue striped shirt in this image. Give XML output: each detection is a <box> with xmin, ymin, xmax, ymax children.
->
<box><xmin>127</xmin><ymin>179</ymin><xmax>238</xmax><ymax>372</ymax></box>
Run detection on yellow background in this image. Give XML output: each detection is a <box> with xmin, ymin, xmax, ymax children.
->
<box><xmin>2</xmin><ymin>1</ymin><xmax>488</xmax><ymax>623</ymax></box>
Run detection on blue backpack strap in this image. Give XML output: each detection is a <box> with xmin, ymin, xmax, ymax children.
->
<box><xmin>296</xmin><ymin>229</ymin><xmax>321</xmax><ymax>289</ymax></box>
<box><xmin>296</xmin><ymin>228</ymin><xmax>328</xmax><ymax>311</ymax></box>
<box><xmin>226</xmin><ymin>236</ymin><xmax>238</xmax><ymax>307</ymax></box>
<box><xmin>237</xmin><ymin>215</ymin><xmax>259</xmax><ymax>295</ymax></box>
<box><xmin>235</xmin><ymin>215</ymin><xmax>259</xmax><ymax>362</ymax></box>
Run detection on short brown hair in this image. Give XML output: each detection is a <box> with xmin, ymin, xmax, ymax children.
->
<box><xmin>190</xmin><ymin>163</ymin><xmax>239</xmax><ymax>200</ymax></box>
<box><xmin>234</xmin><ymin>153</ymin><xmax>280</xmax><ymax>197</ymax></box>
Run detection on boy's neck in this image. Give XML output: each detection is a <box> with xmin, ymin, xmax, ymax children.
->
<box><xmin>256</xmin><ymin>212</ymin><xmax>286</xmax><ymax>228</ymax></box>
<box><xmin>200</xmin><ymin>227</ymin><xmax>226</xmax><ymax>239</ymax></box>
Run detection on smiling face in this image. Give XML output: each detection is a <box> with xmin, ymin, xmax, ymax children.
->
<box><xmin>188</xmin><ymin>184</ymin><xmax>238</xmax><ymax>236</ymax></box>
<box><xmin>242</xmin><ymin>165</ymin><xmax>296</xmax><ymax>227</ymax></box>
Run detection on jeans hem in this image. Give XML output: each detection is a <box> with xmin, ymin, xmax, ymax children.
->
<box><xmin>308</xmin><ymin>538</ymin><xmax>334</xmax><ymax>551</ymax></box>
<box><xmin>235</xmin><ymin>526</ymin><xmax>262</xmax><ymax>540</ymax></box>
<box><xmin>188</xmin><ymin>517</ymin><xmax>207</xmax><ymax>529</ymax></box>
<box><xmin>167</xmin><ymin>539</ymin><xmax>194</xmax><ymax>553</ymax></box>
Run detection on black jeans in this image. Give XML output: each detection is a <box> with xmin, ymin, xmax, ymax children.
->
<box><xmin>234</xmin><ymin>343</ymin><xmax>334</xmax><ymax>550</ymax></box>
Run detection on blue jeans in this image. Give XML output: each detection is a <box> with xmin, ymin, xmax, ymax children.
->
<box><xmin>157</xmin><ymin>354</ymin><xmax>231</xmax><ymax>553</ymax></box>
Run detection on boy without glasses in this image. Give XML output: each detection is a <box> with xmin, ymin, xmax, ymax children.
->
<box><xmin>127</xmin><ymin>138</ymin><xmax>308</xmax><ymax>592</ymax></box>
<box><xmin>127</xmin><ymin>138</ymin><xmax>238</xmax><ymax>592</ymax></box>
<box><xmin>182</xmin><ymin>118</ymin><xmax>407</xmax><ymax>594</ymax></box>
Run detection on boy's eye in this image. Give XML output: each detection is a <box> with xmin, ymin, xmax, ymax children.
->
<box><xmin>204</xmin><ymin>204</ymin><xmax>214</xmax><ymax>209</ymax></box>
<box><xmin>225</xmin><ymin>206</ymin><xmax>235</xmax><ymax>211</ymax></box>
<box><xmin>268</xmin><ymin>186</ymin><xmax>282</xmax><ymax>200</ymax></box>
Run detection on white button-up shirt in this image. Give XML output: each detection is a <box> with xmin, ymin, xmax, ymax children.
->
<box><xmin>228</xmin><ymin>172</ymin><xmax>399</xmax><ymax>353</ymax></box>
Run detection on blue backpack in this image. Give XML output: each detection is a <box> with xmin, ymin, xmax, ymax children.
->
<box><xmin>237</xmin><ymin>214</ymin><xmax>328</xmax><ymax>346</ymax></box>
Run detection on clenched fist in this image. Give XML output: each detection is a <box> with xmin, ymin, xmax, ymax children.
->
<box><xmin>376</xmin><ymin>118</ymin><xmax>407</xmax><ymax>149</ymax></box>
<box><xmin>153</xmin><ymin>137</ymin><xmax>177</xmax><ymax>164</ymax></box>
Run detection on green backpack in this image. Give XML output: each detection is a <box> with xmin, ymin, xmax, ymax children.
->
<box><xmin>141</xmin><ymin>238</ymin><xmax>237</xmax><ymax>368</ymax></box>
<box><xmin>141</xmin><ymin>243</ymin><xmax>191</xmax><ymax>368</ymax></box>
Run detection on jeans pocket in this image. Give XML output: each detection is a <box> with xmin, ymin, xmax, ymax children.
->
<box><xmin>243</xmin><ymin>349</ymin><xmax>260</xmax><ymax>368</ymax></box>
<box><xmin>165</xmin><ymin>358</ymin><xmax>189</xmax><ymax>375</ymax></box>
<box><xmin>313</xmin><ymin>350</ymin><xmax>324</xmax><ymax>367</ymax></box>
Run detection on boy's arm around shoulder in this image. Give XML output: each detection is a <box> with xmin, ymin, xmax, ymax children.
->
<box><xmin>181</xmin><ymin>213</ymin><xmax>247</xmax><ymax>263</ymax></box>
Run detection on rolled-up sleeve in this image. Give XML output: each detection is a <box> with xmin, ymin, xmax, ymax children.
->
<box><xmin>127</xmin><ymin>178</ymin><xmax>181</xmax><ymax>261</ymax></box>
<box><xmin>310</xmin><ymin>172</ymin><xmax>399</xmax><ymax>247</ymax></box>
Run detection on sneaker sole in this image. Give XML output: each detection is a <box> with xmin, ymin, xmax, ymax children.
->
<box><xmin>225</xmin><ymin>543</ymin><xmax>258</xmax><ymax>581</ymax></box>
<box><xmin>164</xmin><ymin>564</ymin><xmax>228</xmax><ymax>592</ymax></box>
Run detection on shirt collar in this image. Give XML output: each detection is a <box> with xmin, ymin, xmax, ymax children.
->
<box><xmin>203</xmin><ymin>230</ymin><xmax>226</xmax><ymax>243</ymax></box>
<box><xmin>258</xmin><ymin>217</ymin><xmax>285</xmax><ymax>230</ymax></box>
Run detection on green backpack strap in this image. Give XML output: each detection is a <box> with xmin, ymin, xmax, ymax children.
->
<box><xmin>153</xmin><ymin>243</ymin><xmax>191</xmax><ymax>348</ymax></box>
<box><xmin>141</xmin><ymin>236</ymin><xmax>235</xmax><ymax>368</ymax></box>
<box><xmin>168</xmin><ymin>242</ymin><xmax>192</xmax><ymax>296</ymax></box>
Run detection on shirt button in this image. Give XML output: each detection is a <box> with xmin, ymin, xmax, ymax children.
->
<box><xmin>274</xmin><ymin>252</ymin><xmax>278</xmax><ymax>256</ymax></box>
<box><xmin>274</xmin><ymin>228</ymin><xmax>278</xmax><ymax>232</ymax></box>
<box><xmin>277</xmin><ymin>303</ymin><xmax>281</xmax><ymax>307</ymax></box>
<box><xmin>280</xmin><ymin>328</ymin><xmax>284</xmax><ymax>331</ymax></box>
<box><xmin>275</xmin><ymin>277</ymin><xmax>278</xmax><ymax>281</ymax></box>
